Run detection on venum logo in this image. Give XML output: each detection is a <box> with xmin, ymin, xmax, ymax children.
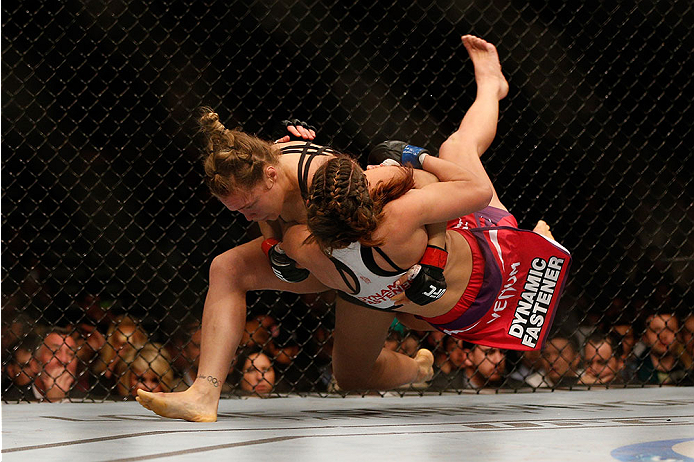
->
<box><xmin>508</xmin><ymin>256</ymin><xmax>565</xmax><ymax>348</ymax></box>
<box><xmin>487</xmin><ymin>261</ymin><xmax>521</xmax><ymax>324</ymax></box>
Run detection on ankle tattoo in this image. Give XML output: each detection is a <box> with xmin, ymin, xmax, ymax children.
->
<box><xmin>197</xmin><ymin>375</ymin><xmax>220</xmax><ymax>387</ymax></box>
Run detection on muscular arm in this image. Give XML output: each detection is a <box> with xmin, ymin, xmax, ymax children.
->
<box><xmin>259</xmin><ymin>220</ymin><xmax>283</xmax><ymax>240</ymax></box>
<box><xmin>394</xmin><ymin>155</ymin><xmax>492</xmax><ymax>232</ymax></box>
<box><xmin>407</xmin><ymin>169</ymin><xmax>449</xmax><ymax>250</ymax></box>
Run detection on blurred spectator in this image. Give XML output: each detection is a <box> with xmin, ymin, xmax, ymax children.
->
<box><xmin>579</xmin><ymin>332</ymin><xmax>624</xmax><ymax>385</ymax></box>
<box><xmin>384</xmin><ymin>331</ymin><xmax>420</xmax><ymax>357</ymax></box>
<box><xmin>1</xmin><ymin>314</ymin><xmax>36</xmax><ymax>352</ymax></box>
<box><xmin>680</xmin><ymin>314</ymin><xmax>694</xmax><ymax>372</ymax></box>
<box><xmin>71</xmin><ymin>323</ymin><xmax>107</xmax><ymax>367</ymax></box>
<box><xmin>270</xmin><ymin>329</ymin><xmax>311</xmax><ymax>393</ymax></box>
<box><xmin>507</xmin><ymin>349</ymin><xmax>544</xmax><ymax>388</ymax></box>
<box><xmin>432</xmin><ymin>337</ymin><xmax>467</xmax><ymax>386</ymax></box>
<box><xmin>31</xmin><ymin>329</ymin><xmax>79</xmax><ymax>401</ymax></box>
<box><xmin>431</xmin><ymin>340</ymin><xmax>518</xmax><ymax>390</ymax></box>
<box><xmin>2</xmin><ymin>329</ymin><xmax>42</xmax><ymax>400</ymax></box>
<box><xmin>629</xmin><ymin>313</ymin><xmax>687</xmax><ymax>384</ymax></box>
<box><xmin>256</xmin><ymin>314</ymin><xmax>280</xmax><ymax>340</ymax></box>
<box><xmin>29</xmin><ymin>328</ymin><xmax>82</xmax><ymax>401</ymax></box>
<box><xmin>422</xmin><ymin>330</ymin><xmax>446</xmax><ymax>355</ymax></box>
<box><xmin>97</xmin><ymin>315</ymin><xmax>148</xmax><ymax>377</ymax></box>
<box><xmin>235</xmin><ymin>348</ymin><xmax>276</xmax><ymax>397</ymax></box>
<box><xmin>308</xmin><ymin>326</ymin><xmax>334</xmax><ymax>391</ymax></box>
<box><xmin>166</xmin><ymin>321</ymin><xmax>202</xmax><ymax>388</ymax></box>
<box><xmin>90</xmin><ymin>315</ymin><xmax>148</xmax><ymax>396</ymax></box>
<box><xmin>115</xmin><ymin>343</ymin><xmax>175</xmax><ymax>398</ymax></box>
<box><xmin>241</xmin><ymin>317</ymin><xmax>271</xmax><ymax>350</ymax></box>
<box><xmin>611</xmin><ymin>323</ymin><xmax>637</xmax><ymax>362</ymax></box>
<box><xmin>462</xmin><ymin>344</ymin><xmax>509</xmax><ymax>389</ymax></box>
<box><xmin>535</xmin><ymin>335</ymin><xmax>580</xmax><ymax>387</ymax></box>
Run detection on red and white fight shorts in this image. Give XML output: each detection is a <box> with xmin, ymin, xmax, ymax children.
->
<box><xmin>417</xmin><ymin>207</ymin><xmax>572</xmax><ymax>351</ymax></box>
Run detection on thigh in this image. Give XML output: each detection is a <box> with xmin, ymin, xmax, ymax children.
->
<box><xmin>438</xmin><ymin>135</ymin><xmax>507</xmax><ymax>212</ymax></box>
<box><xmin>332</xmin><ymin>298</ymin><xmax>395</xmax><ymax>376</ymax></box>
<box><xmin>213</xmin><ymin>237</ymin><xmax>329</xmax><ymax>294</ymax></box>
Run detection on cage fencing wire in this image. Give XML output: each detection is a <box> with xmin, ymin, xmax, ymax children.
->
<box><xmin>2</xmin><ymin>0</ymin><xmax>693</xmax><ymax>401</ymax></box>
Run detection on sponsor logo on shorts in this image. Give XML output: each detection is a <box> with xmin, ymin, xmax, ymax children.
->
<box><xmin>488</xmin><ymin>261</ymin><xmax>521</xmax><ymax>324</ymax></box>
<box><xmin>508</xmin><ymin>256</ymin><xmax>565</xmax><ymax>348</ymax></box>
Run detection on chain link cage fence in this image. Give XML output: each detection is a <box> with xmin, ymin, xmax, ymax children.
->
<box><xmin>2</xmin><ymin>1</ymin><xmax>693</xmax><ymax>402</ymax></box>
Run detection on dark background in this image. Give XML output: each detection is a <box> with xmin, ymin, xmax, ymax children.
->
<box><xmin>3</xmin><ymin>1</ymin><xmax>693</xmax><ymax>346</ymax></box>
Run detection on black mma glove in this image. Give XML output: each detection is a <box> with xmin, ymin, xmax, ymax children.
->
<box><xmin>261</xmin><ymin>238</ymin><xmax>310</xmax><ymax>283</ymax></box>
<box><xmin>274</xmin><ymin>119</ymin><xmax>317</xmax><ymax>143</ymax></box>
<box><xmin>404</xmin><ymin>245</ymin><xmax>448</xmax><ymax>305</ymax></box>
<box><xmin>368</xmin><ymin>140</ymin><xmax>436</xmax><ymax>169</ymax></box>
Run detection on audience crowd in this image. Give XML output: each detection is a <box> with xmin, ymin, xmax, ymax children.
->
<box><xmin>2</xmin><ymin>285</ymin><xmax>693</xmax><ymax>402</ymax></box>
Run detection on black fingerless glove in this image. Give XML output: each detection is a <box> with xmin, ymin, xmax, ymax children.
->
<box><xmin>261</xmin><ymin>238</ymin><xmax>310</xmax><ymax>283</ymax></box>
<box><xmin>274</xmin><ymin>119</ymin><xmax>317</xmax><ymax>142</ymax></box>
<box><xmin>404</xmin><ymin>245</ymin><xmax>448</xmax><ymax>305</ymax></box>
<box><xmin>368</xmin><ymin>140</ymin><xmax>435</xmax><ymax>168</ymax></box>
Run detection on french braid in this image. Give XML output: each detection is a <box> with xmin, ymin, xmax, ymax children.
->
<box><xmin>306</xmin><ymin>155</ymin><xmax>415</xmax><ymax>251</ymax></box>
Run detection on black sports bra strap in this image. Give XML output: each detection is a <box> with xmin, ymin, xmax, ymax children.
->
<box><xmin>360</xmin><ymin>246</ymin><xmax>406</xmax><ymax>275</ymax></box>
<box><xmin>297</xmin><ymin>143</ymin><xmax>330</xmax><ymax>201</ymax></box>
<box><xmin>297</xmin><ymin>142</ymin><xmax>312</xmax><ymax>201</ymax></box>
<box><xmin>301</xmin><ymin>147</ymin><xmax>327</xmax><ymax>200</ymax></box>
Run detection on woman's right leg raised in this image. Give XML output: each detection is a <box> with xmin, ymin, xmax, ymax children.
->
<box><xmin>439</xmin><ymin>35</ymin><xmax>509</xmax><ymax>211</ymax></box>
<box><xmin>137</xmin><ymin>236</ymin><xmax>328</xmax><ymax>421</ymax></box>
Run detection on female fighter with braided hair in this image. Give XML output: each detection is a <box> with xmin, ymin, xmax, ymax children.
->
<box><xmin>137</xmin><ymin>35</ymin><xmax>509</xmax><ymax>422</ymax></box>
<box><xmin>290</xmin><ymin>35</ymin><xmax>570</xmax><ymax>392</ymax></box>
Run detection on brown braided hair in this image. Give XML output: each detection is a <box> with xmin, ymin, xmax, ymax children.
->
<box><xmin>306</xmin><ymin>155</ymin><xmax>415</xmax><ymax>252</ymax></box>
<box><xmin>199</xmin><ymin>107</ymin><xmax>279</xmax><ymax>197</ymax></box>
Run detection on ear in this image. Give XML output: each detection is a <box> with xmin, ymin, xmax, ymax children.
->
<box><xmin>265</xmin><ymin>165</ymin><xmax>278</xmax><ymax>188</ymax></box>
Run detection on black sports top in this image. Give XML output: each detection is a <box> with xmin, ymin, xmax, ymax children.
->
<box><xmin>278</xmin><ymin>142</ymin><xmax>336</xmax><ymax>201</ymax></box>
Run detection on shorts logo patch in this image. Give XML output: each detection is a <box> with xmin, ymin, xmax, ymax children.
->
<box><xmin>508</xmin><ymin>256</ymin><xmax>565</xmax><ymax>348</ymax></box>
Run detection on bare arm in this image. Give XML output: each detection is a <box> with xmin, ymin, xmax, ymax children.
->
<box><xmin>412</xmin><ymin>169</ymin><xmax>448</xmax><ymax>249</ymax></box>
<box><xmin>259</xmin><ymin>220</ymin><xmax>283</xmax><ymax>241</ymax></box>
<box><xmin>394</xmin><ymin>155</ymin><xmax>492</xmax><ymax>231</ymax></box>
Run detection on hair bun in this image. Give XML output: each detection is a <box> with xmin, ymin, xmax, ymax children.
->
<box><xmin>199</xmin><ymin>107</ymin><xmax>226</xmax><ymax>135</ymax></box>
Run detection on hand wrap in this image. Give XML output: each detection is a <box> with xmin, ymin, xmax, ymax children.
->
<box><xmin>368</xmin><ymin>140</ymin><xmax>435</xmax><ymax>169</ymax></box>
<box><xmin>261</xmin><ymin>238</ymin><xmax>310</xmax><ymax>283</ymax></box>
<box><xmin>404</xmin><ymin>245</ymin><xmax>448</xmax><ymax>305</ymax></box>
<box><xmin>275</xmin><ymin>119</ymin><xmax>316</xmax><ymax>142</ymax></box>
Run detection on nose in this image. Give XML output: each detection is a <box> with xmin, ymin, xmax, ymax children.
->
<box><xmin>58</xmin><ymin>347</ymin><xmax>73</xmax><ymax>365</ymax></box>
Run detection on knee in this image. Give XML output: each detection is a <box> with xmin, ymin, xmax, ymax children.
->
<box><xmin>439</xmin><ymin>134</ymin><xmax>467</xmax><ymax>157</ymax></box>
<box><xmin>333</xmin><ymin>374</ymin><xmax>364</xmax><ymax>392</ymax></box>
<box><xmin>209</xmin><ymin>249</ymin><xmax>249</xmax><ymax>289</ymax></box>
<box><xmin>332</xmin><ymin>367</ymin><xmax>371</xmax><ymax>392</ymax></box>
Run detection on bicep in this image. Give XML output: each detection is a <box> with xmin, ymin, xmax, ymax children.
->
<box><xmin>412</xmin><ymin>169</ymin><xmax>439</xmax><ymax>188</ymax></box>
<box><xmin>396</xmin><ymin>183</ymin><xmax>491</xmax><ymax>228</ymax></box>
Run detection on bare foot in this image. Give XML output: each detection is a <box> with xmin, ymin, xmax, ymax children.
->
<box><xmin>136</xmin><ymin>388</ymin><xmax>219</xmax><ymax>422</ymax></box>
<box><xmin>533</xmin><ymin>220</ymin><xmax>556</xmax><ymax>241</ymax></box>
<box><xmin>462</xmin><ymin>35</ymin><xmax>509</xmax><ymax>100</ymax></box>
<box><xmin>414</xmin><ymin>348</ymin><xmax>434</xmax><ymax>382</ymax></box>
